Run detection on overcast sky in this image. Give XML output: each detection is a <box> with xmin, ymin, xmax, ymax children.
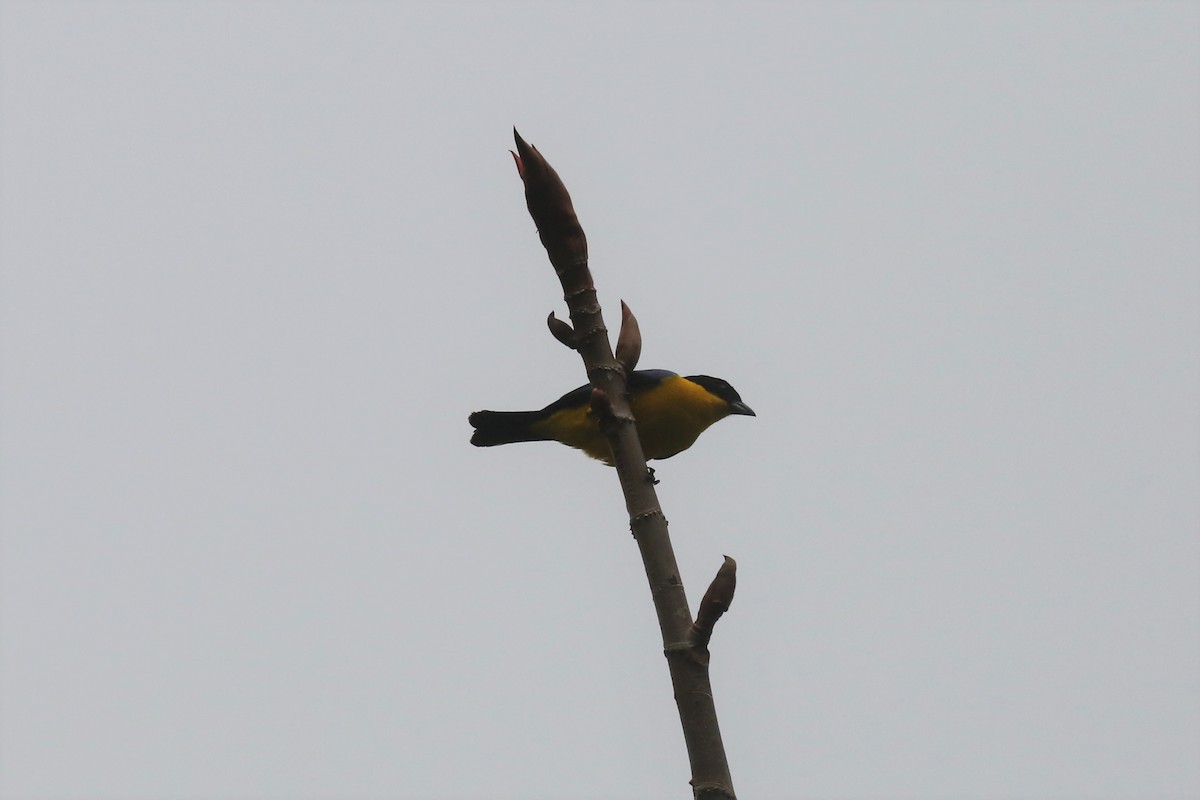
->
<box><xmin>2</xmin><ymin>2</ymin><xmax>1198</xmax><ymax>799</ymax></box>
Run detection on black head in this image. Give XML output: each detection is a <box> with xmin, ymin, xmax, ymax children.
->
<box><xmin>685</xmin><ymin>375</ymin><xmax>756</xmax><ymax>416</ymax></box>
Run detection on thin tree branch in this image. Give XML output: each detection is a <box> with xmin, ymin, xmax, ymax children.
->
<box><xmin>510</xmin><ymin>129</ymin><xmax>736</xmax><ymax>800</ymax></box>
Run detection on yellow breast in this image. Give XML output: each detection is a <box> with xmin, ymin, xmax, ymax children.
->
<box><xmin>631</xmin><ymin>375</ymin><xmax>730</xmax><ymax>460</ymax></box>
<box><xmin>535</xmin><ymin>375</ymin><xmax>730</xmax><ymax>464</ymax></box>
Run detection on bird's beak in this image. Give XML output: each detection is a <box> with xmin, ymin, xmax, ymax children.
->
<box><xmin>728</xmin><ymin>401</ymin><xmax>756</xmax><ymax>417</ymax></box>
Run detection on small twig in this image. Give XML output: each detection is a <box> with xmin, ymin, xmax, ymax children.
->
<box><xmin>690</xmin><ymin>556</ymin><xmax>738</xmax><ymax>661</ymax></box>
<box><xmin>547</xmin><ymin>312</ymin><xmax>577</xmax><ymax>349</ymax></box>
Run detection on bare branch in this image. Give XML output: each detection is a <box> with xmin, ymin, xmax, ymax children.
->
<box><xmin>507</xmin><ymin>130</ymin><xmax>736</xmax><ymax>799</ymax></box>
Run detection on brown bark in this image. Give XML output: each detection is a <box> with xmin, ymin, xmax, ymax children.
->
<box><xmin>510</xmin><ymin>130</ymin><xmax>737</xmax><ymax>800</ymax></box>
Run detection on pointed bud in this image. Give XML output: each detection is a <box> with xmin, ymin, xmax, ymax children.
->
<box><xmin>615</xmin><ymin>300</ymin><xmax>642</xmax><ymax>373</ymax></box>
<box><xmin>512</xmin><ymin>129</ymin><xmax>588</xmax><ymax>270</ymax></box>
<box><xmin>547</xmin><ymin>312</ymin><xmax>577</xmax><ymax>349</ymax></box>
<box><xmin>691</xmin><ymin>556</ymin><xmax>737</xmax><ymax>656</ymax></box>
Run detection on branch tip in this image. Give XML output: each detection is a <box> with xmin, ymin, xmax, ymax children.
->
<box><xmin>509</xmin><ymin>129</ymin><xmax>587</xmax><ymax>268</ymax></box>
<box><xmin>512</xmin><ymin>129</ymin><xmax>537</xmax><ymax>172</ymax></box>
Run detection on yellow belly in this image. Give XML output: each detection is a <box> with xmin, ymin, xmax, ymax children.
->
<box><xmin>534</xmin><ymin>375</ymin><xmax>727</xmax><ymax>463</ymax></box>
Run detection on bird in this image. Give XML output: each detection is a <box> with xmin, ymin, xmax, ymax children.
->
<box><xmin>468</xmin><ymin>369</ymin><xmax>754</xmax><ymax>464</ymax></box>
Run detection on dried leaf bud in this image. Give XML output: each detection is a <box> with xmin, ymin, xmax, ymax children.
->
<box><xmin>615</xmin><ymin>300</ymin><xmax>642</xmax><ymax>373</ymax></box>
<box><xmin>547</xmin><ymin>312</ymin><xmax>577</xmax><ymax>349</ymax></box>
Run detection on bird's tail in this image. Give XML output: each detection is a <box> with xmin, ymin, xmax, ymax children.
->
<box><xmin>469</xmin><ymin>410</ymin><xmax>551</xmax><ymax>447</ymax></box>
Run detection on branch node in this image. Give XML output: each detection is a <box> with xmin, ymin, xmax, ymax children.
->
<box><xmin>586</xmin><ymin>363</ymin><xmax>624</xmax><ymax>382</ymax></box>
<box><xmin>563</xmin><ymin>285</ymin><xmax>594</xmax><ymax>301</ymax></box>
<box><xmin>571</xmin><ymin>325</ymin><xmax>609</xmax><ymax>347</ymax></box>
<box><xmin>630</xmin><ymin>508</ymin><xmax>666</xmax><ymax>524</ymax></box>
<box><xmin>553</xmin><ymin>254</ymin><xmax>591</xmax><ymax>278</ymax></box>
<box><xmin>629</xmin><ymin>507</ymin><xmax>667</xmax><ymax>538</ymax></box>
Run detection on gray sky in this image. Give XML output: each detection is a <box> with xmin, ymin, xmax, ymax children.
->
<box><xmin>2</xmin><ymin>2</ymin><xmax>1198</xmax><ymax>799</ymax></box>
